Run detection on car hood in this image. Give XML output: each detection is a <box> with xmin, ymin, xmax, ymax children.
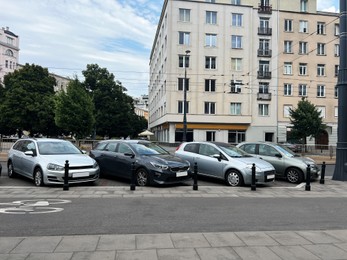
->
<box><xmin>40</xmin><ymin>154</ymin><xmax>96</xmax><ymax>167</ymax></box>
<box><xmin>233</xmin><ymin>156</ymin><xmax>274</xmax><ymax>170</ymax></box>
<box><xmin>143</xmin><ymin>154</ymin><xmax>189</xmax><ymax>166</ymax></box>
<box><xmin>291</xmin><ymin>156</ymin><xmax>316</xmax><ymax>165</ymax></box>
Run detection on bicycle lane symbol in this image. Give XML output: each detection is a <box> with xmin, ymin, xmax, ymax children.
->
<box><xmin>0</xmin><ymin>199</ymin><xmax>71</xmax><ymax>214</ymax></box>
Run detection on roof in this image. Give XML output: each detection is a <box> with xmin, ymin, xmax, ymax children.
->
<box><xmin>4</xmin><ymin>29</ymin><xmax>18</xmax><ymax>38</ymax></box>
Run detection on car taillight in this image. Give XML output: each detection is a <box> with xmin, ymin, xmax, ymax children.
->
<box><xmin>175</xmin><ymin>144</ymin><xmax>182</xmax><ymax>151</ymax></box>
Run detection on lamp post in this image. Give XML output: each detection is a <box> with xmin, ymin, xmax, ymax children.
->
<box><xmin>182</xmin><ymin>50</ymin><xmax>190</xmax><ymax>142</ymax></box>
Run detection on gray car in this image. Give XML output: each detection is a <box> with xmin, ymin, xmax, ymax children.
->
<box><xmin>237</xmin><ymin>142</ymin><xmax>320</xmax><ymax>184</ymax></box>
<box><xmin>7</xmin><ymin>138</ymin><xmax>100</xmax><ymax>186</ymax></box>
<box><xmin>174</xmin><ymin>142</ymin><xmax>275</xmax><ymax>186</ymax></box>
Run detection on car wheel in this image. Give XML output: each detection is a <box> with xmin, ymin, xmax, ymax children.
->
<box><xmin>225</xmin><ymin>170</ymin><xmax>243</xmax><ymax>187</ymax></box>
<box><xmin>33</xmin><ymin>168</ymin><xmax>44</xmax><ymax>187</ymax></box>
<box><xmin>136</xmin><ymin>168</ymin><xmax>149</xmax><ymax>186</ymax></box>
<box><xmin>286</xmin><ymin>167</ymin><xmax>304</xmax><ymax>184</ymax></box>
<box><xmin>8</xmin><ymin>161</ymin><xmax>16</xmax><ymax>178</ymax></box>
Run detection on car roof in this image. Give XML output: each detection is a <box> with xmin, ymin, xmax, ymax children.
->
<box><xmin>183</xmin><ymin>141</ymin><xmax>232</xmax><ymax>147</ymax></box>
<box><xmin>97</xmin><ymin>139</ymin><xmax>151</xmax><ymax>144</ymax></box>
<box><xmin>15</xmin><ymin>138</ymin><xmax>68</xmax><ymax>143</ymax></box>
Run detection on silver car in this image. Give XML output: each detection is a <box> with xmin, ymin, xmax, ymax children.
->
<box><xmin>7</xmin><ymin>138</ymin><xmax>99</xmax><ymax>186</ymax></box>
<box><xmin>175</xmin><ymin>142</ymin><xmax>275</xmax><ymax>186</ymax></box>
<box><xmin>237</xmin><ymin>142</ymin><xmax>320</xmax><ymax>184</ymax></box>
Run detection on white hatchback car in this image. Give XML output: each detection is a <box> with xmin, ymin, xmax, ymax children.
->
<box><xmin>175</xmin><ymin>142</ymin><xmax>275</xmax><ymax>186</ymax></box>
<box><xmin>7</xmin><ymin>138</ymin><xmax>99</xmax><ymax>186</ymax></box>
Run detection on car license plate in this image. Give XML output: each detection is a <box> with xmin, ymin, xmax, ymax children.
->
<box><xmin>73</xmin><ymin>172</ymin><xmax>90</xmax><ymax>178</ymax></box>
<box><xmin>176</xmin><ymin>171</ymin><xmax>188</xmax><ymax>177</ymax></box>
<box><xmin>267</xmin><ymin>174</ymin><xmax>275</xmax><ymax>180</ymax></box>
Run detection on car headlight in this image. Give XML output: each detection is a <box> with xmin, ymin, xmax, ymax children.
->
<box><xmin>150</xmin><ymin>162</ymin><xmax>169</xmax><ymax>170</ymax></box>
<box><xmin>246</xmin><ymin>164</ymin><xmax>261</xmax><ymax>172</ymax></box>
<box><xmin>47</xmin><ymin>163</ymin><xmax>64</xmax><ymax>171</ymax></box>
<box><xmin>93</xmin><ymin>162</ymin><xmax>99</xmax><ymax>168</ymax></box>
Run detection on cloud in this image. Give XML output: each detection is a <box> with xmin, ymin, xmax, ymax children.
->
<box><xmin>317</xmin><ymin>0</ymin><xmax>339</xmax><ymax>12</ymax></box>
<box><xmin>1</xmin><ymin>0</ymin><xmax>162</xmax><ymax>96</ymax></box>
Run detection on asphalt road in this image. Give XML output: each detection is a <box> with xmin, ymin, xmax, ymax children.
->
<box><xmin>0</xmin><ymin>197</ymin><xmax>347</xmax><ymax>237</ymax></box>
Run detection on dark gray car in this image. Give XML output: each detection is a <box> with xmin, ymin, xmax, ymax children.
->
<box><xmin>89</xmin><ymin>140</ymin><xmax>191</xmax><ymax>186</ymax></box>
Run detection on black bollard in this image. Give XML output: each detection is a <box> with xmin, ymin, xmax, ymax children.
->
<box><xmin>63</xmin><ymin>160</ymin><xmax>69</xmax><ymax>191</ymax></box>
<box><xmin>193</xmin><ymin>162</ymin><xmax>198</xmax><ymax>191</ymax></box>
<box><xmin>320</xmin><ymin>162</ymin><xmax>326</xmax><ymax>184</ymax></box>
<box><xmin>251</xmin><ymin>163</ymin><xmax>256</xmax><ymax>191</ymax></box>
<box><xmin>305</xmin><ymin>165</ymin><xmax>311</xmax><ymax>191</ymax></box>
<box><xmin>130</xmin><ymin>162</ymin><xmax>136</xmax><ymax>191</ymax></box>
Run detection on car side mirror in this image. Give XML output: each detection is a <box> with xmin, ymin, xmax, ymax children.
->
<box><xmin>24</xmin><ymin>151</ymin><xmax>34</xmax><ymax>157</ymax></box>
<box><xmin>212</xmin><ymin>154</ymin><xmax>222</xmax><ymax>162</ymax></box>
<box><xmin>124</xmin><ymin>152</ymin><xmax>135</xmax><ymax>159</ymax></box>
<box><xmin>275</xmin><ymin>153</ymin><xmax>282</xmax><ymax>158</ymax></box>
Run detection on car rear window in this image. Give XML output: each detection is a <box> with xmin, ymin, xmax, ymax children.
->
<box><xmin>184</xmin><ymin>143</ymin><xmax>199</xmax><ymax>154</ymax></box>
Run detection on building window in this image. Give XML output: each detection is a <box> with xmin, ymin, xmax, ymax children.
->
<box><xmin>205</xmin><ymin>34</ymin><xmax>217</xmax><ymax>47</ymax></box>
<box><xmin>316</xmin><ymin>106</ymin><xmax>326</xmax><ymax>118</ymax></box>
<box><xmin>178</xmin><ymin>78</ymin><xmax>189</xmax><ymax>91</ymax></box>
<box><xmin>230</xmin><ymin>80</ymin><xmax>242</xmax><ymax>93</ymax></box>
<box><xmin>259</xmin><ymin>82</ymin><xmax>269</xmax><ymax>93</ymax></box>
<box><xmin>231</xmin><ymin>58</ymin><xmax>242</xmax><ymax>71</ymax></box>
<box><xmin>179</xmin><ymin>8</ymin><xmax>190</xmax><ymax>22</ymax></box>
<box><xmin>317</xmin><ymin>64</ymin><xmax>325</xmax><ymax>76</ymax></box>
<box><xmin>228</xmin><ymin>130</ymin><xmax>245</xmax><ymax>143</ymax></box>
<box><xmin>283</xmin><ymin>105</ymin><xmax>293</xmax><ymax>118</ymax></box>
<box><xmin>206</xmin><ymin>11</ymin><xmax>217</xmax><ymax>24</ymax></box>
<box><xmin>259</xmin><ymin>104</ymin><xmax>269</xmax><ymax>116</ymax></box>
<box><xmin>5</xmin><ymin>49</ymin><xmax>13</xmax><ymax>56</ymax></box>
<box><xmin>284</xmin><ymin>83</ymin><xmax>292</xmax><ymax>96</ymax></box>
<box><xmin>230</xmin><ymin>103</ymin><xmax>241</xmax><ymax>115</ymax></box>
<box><xmin>5</xmin><ymin>60</ymin><xmax>8</xmax><ymax>68</ymax></box>
<box><xmin>284</xmin><ymin>19</ymin><xmax>293</xmax><ymax>32</ymax></box>
<box><xmin>335</xmin><ymin>24</ymin><xmax>340</xmax><ymax>36</ymax></box>
<box><xmin>205</xmin><ymin>79</ymin><xmax>216</xmax><ymax>92</ymax></box>
<box><xmin>6</xmin><ymin>37</ymin><xmax>14</xmax><ymax>45</ymax></box>
<box><xmin>335</xmin><ymin>107</ymin><xmax>338</xmax><ymax>117</ymax></box>
<box><xmin>317</xmin><ymin>43</ymin><xmax>326</xmax><ymax>55</ymax></box>
<box><xmin>284</xmin><ymin>41</ymin><xmax>292</xmax><ymax>53</ymax></box>
<box><xmin>298</xmin><ymin>84</ymin><xmax>307</xmax><ymax>96</ymax></box>
<box><xmin>178</xmin><ymin>32</ymin><xmax>190</xmax><ymax>45</ymax></box>
<box><xmin>231</xmin><ymin>35</ymin><xmax>243</xmax><ymax>49</ymax></box>
<box><xmin>178</xmin><ymin>101</ymin><xmax>189</xmax><ymax>114</ymax></box>
<box><xmin>335</xmin><ymin>65</ymin><xmax>339</xmax><ymax>77</ymax></box>
<box><xmin>300</xmin><ymin>0</ymin><xmax>308</xmax><ymax>12</ymax></box>
<box><xmin>317</xmin><ymin>85</ymin><xmax>325</xmax><ymax>97</ymax></box>
<box><xmin>206</xmin><ymin>0</ymin><xmax>216</xmax><ymax>2</ymax></box>
<box><xmin>299</xmin><ymin>42</ymin><xmax>308</xmax><ymax>54</ymax></box>
<box><xmin>204</xmin><ymin>102</ymin><xmax>216</xmax><ymax>114</ymax></box>
<box><xmin>232</xmin><ymin>13</ymin><xmax>243</xmax><ymax>26</ymax></box>
<box><xmin>231</xmin><ymin>0</ymin><xmax>241</xmax><ymax>4</ymax></box>
<box><xmin>299</xmin><ymin>20</ymin><xmax>308</xmax><ymax>33</ymax></box>
<box><xmin>178</xmin><ymin>55</ymin><xmax>189</xmax><ymax>68</ymax></box>
<box><xmin>206</xmin><ymin>131</ymin><xmax>216</xmax><ymax>141</ymax></box>
<box><xmin>299</xmin><ymin>63</ymin><xmax>307</xmax><ymax>75</ymax></box>
<box><xmin>205</xmin><ymin>56</ymin><xmax>216</xmax><ymax>69</ymax></box>
<box><xmin>284</xmin><ymin>62</ymin><xmax>292</xmax><ymax>75</ymax></box>
<box><xmin>335</xmin><ymin>86</ymin><xmax>338</xmax><ymax>98</ymax></box>
<box><xmin>335</xmin><ymin>44</ymin><xmax>340</xmax><ymax>56</ymax></box>
<box><xmin>317</xmin><ymin>22</ymin><xmax>326</xmax><ymax>34</ymax></box>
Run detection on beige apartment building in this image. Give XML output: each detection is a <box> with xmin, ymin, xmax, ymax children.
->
<box><xmin>149</xmin><ymin>0</ymin><xmax>339</xmax><ymax>145</ymax></box>
<box><xmin>0</xmin><ymin>27</ymin><xmax>19</xmax><ymax>85</ymax></box>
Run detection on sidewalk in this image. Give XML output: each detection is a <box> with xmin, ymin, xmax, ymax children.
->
<box><xmin>1</xmin><ymin>179</ymin><xmax>347</xmax><ymax>259</ymax></box>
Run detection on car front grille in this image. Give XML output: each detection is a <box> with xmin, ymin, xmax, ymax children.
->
<box><xmin>68</xmin><ymin>165</ymin><xmax>94</xmax><ymax>170</ymax></box>
<box><xmin>170</xmin><ymin>166</ymin><xmax>189</xmax><ymax>172</ymax></box>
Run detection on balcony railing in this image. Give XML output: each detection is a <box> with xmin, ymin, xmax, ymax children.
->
<box><xmin>257</xmin><ymin>92</ymin><xmax>272</xmax><ymax>100</ymax></box>
<box><xmin>258</xmin><ymin>4</ymin><xmax>272</xmax><ymax>14</ymax></box>
<box><xmin>258</xmin><ymin>27</ymin><xmax>272</xmax><ymax>35</ymax></box>
<box><xmin>257</xmin><ymin>71</ymin><xmax>272</xmax><ymax>79</ymax></box>
<box><xmin>257</xmin><ymin>49</ymin><xmax>272</xmax><ymax>57</ymax></box>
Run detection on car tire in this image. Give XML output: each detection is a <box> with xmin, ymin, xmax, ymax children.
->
<box><xmin>225</xmin><ymin>170</ymin><xmax>243</xmax><ymax>187</ymax></box>
<box><xmin>7</xmin><ymin>161</ymin><xmax>16</xmax><ymax>178</ymax></box>
<box><xmin>136</xmin><ymin>168</ymin><xmax>149</xmax><ymax>186</ymax></box>
<box><xmin>286</xmin><ymin>167</ymin><xmax>304</xmax><ymax>184</ymax></box>
<box><xmin>33</xmin><ymin>168</ymin><xmax>44</xmax><ymax>187</ymax></box>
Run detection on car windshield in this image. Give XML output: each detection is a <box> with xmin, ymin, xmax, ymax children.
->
<box><xmin>38</xmin><ymin>141</ymin><xmax>82</xmax><ymax>155</ymax></box>
<box><xmin>132</xmin><ymin>143</ymin><xmax>169</xmax><ymax>155</ymax></box>
<box><xmin>218</xmin><ymin>144</ymin><xmax>252</xmax><ymax>158</ymax></box>
<box><xmin>276</xmin><ymin>144</ymin><xmax>296</xmax><ymax>157</ymax></box>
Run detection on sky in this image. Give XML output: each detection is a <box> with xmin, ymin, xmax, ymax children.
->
<box><xmin>0</xmin><ymin>0</ymin><xmax>339</xmax><ymax>97</ymax></box>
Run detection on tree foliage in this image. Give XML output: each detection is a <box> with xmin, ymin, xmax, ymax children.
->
<box><xmin>55</xmin><ymin>78</ymin><xmax>95</xmax><ymax>138</ymax></box>
<box><xmin>0</xmin><ymin>63</ymin><xmax>59</xmax><ymax>136</ymax></box>
<box><xmin>289</xmin><ymin>97</ymin><xmax>326</xmax><ymax>144</ymax></box>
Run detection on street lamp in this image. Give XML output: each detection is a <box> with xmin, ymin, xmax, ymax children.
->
<box><xmin>182</xmin><ymin>50</ymin><xmax>190</xmax><ymax>142</ymax></box>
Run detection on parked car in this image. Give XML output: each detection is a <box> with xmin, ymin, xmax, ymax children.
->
<box><xmin>174</xmin><ymin>142</ymin><xmax>275</xmax><ymax>186</ymax></box>
<box><xmin>278</xmin><ymin>142</ymin><xmax>302</xmax><ymax>153</ymax></box>
<box><xmin>236</xmin><ymin>142</ymin><xmax>320</xmax><ymax>184</ymax></box>
<box><xmin>7</xmin><ymin>138</ymin><xmax>99</xmax><ymax>186</ymax></box>
<box><xmin>89</xmin><ymin>140</ymin><xmax>191</xmax><ymax>186</ymax></box>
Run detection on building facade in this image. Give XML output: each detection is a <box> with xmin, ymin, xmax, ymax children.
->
<box><xmin>149</xmin><ymin>0</ymin><xmax>339</xmax><ymax>145</ymax></box>
<box><xmin>0</xmin><ymin>27</ymin><xmax>19</xmax><ymax>85</ymax></box>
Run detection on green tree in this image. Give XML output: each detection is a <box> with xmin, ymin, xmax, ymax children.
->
<box><xmin>82</xmin><ymin>64</ymin><xmax>143</xmax><ymax>138</ymax></box>
<box><xmin>289</xmin><ymin>97</ymin><xmax>326</xmax><ymax>145</ymax></box>
<box><xmin>55</xmin><ymin>78</ymin><xmax>95</xmax><ymax>138</ymax></box>
<box><xmin>0</xmin><ymin>63</ymin><xmax>58</xmax><ymax>136</ymax></box>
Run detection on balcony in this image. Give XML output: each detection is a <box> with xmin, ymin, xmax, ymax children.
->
<box><xmin>258</xmin><ymin>27</ymin><xmax>272</xmax><ymax>36</ymax></box>
<box><xmin>257</xmin><ymin>49</ymin><xmax>272</xmax><ymax>57</ymax></box>
<box><xmin>257</xmin><ymin>71</ymin><xmax>271</xmax><ymax>79</ymax></box>
<box><xmin>257</xmin><ymin>93</ymin><xmax>272</xmax><ymax>100</ymax></box>
<box><xmin>258</xmin><ymin>4</ymin><xmax>272</xmax><ymax>14</ymax></box>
